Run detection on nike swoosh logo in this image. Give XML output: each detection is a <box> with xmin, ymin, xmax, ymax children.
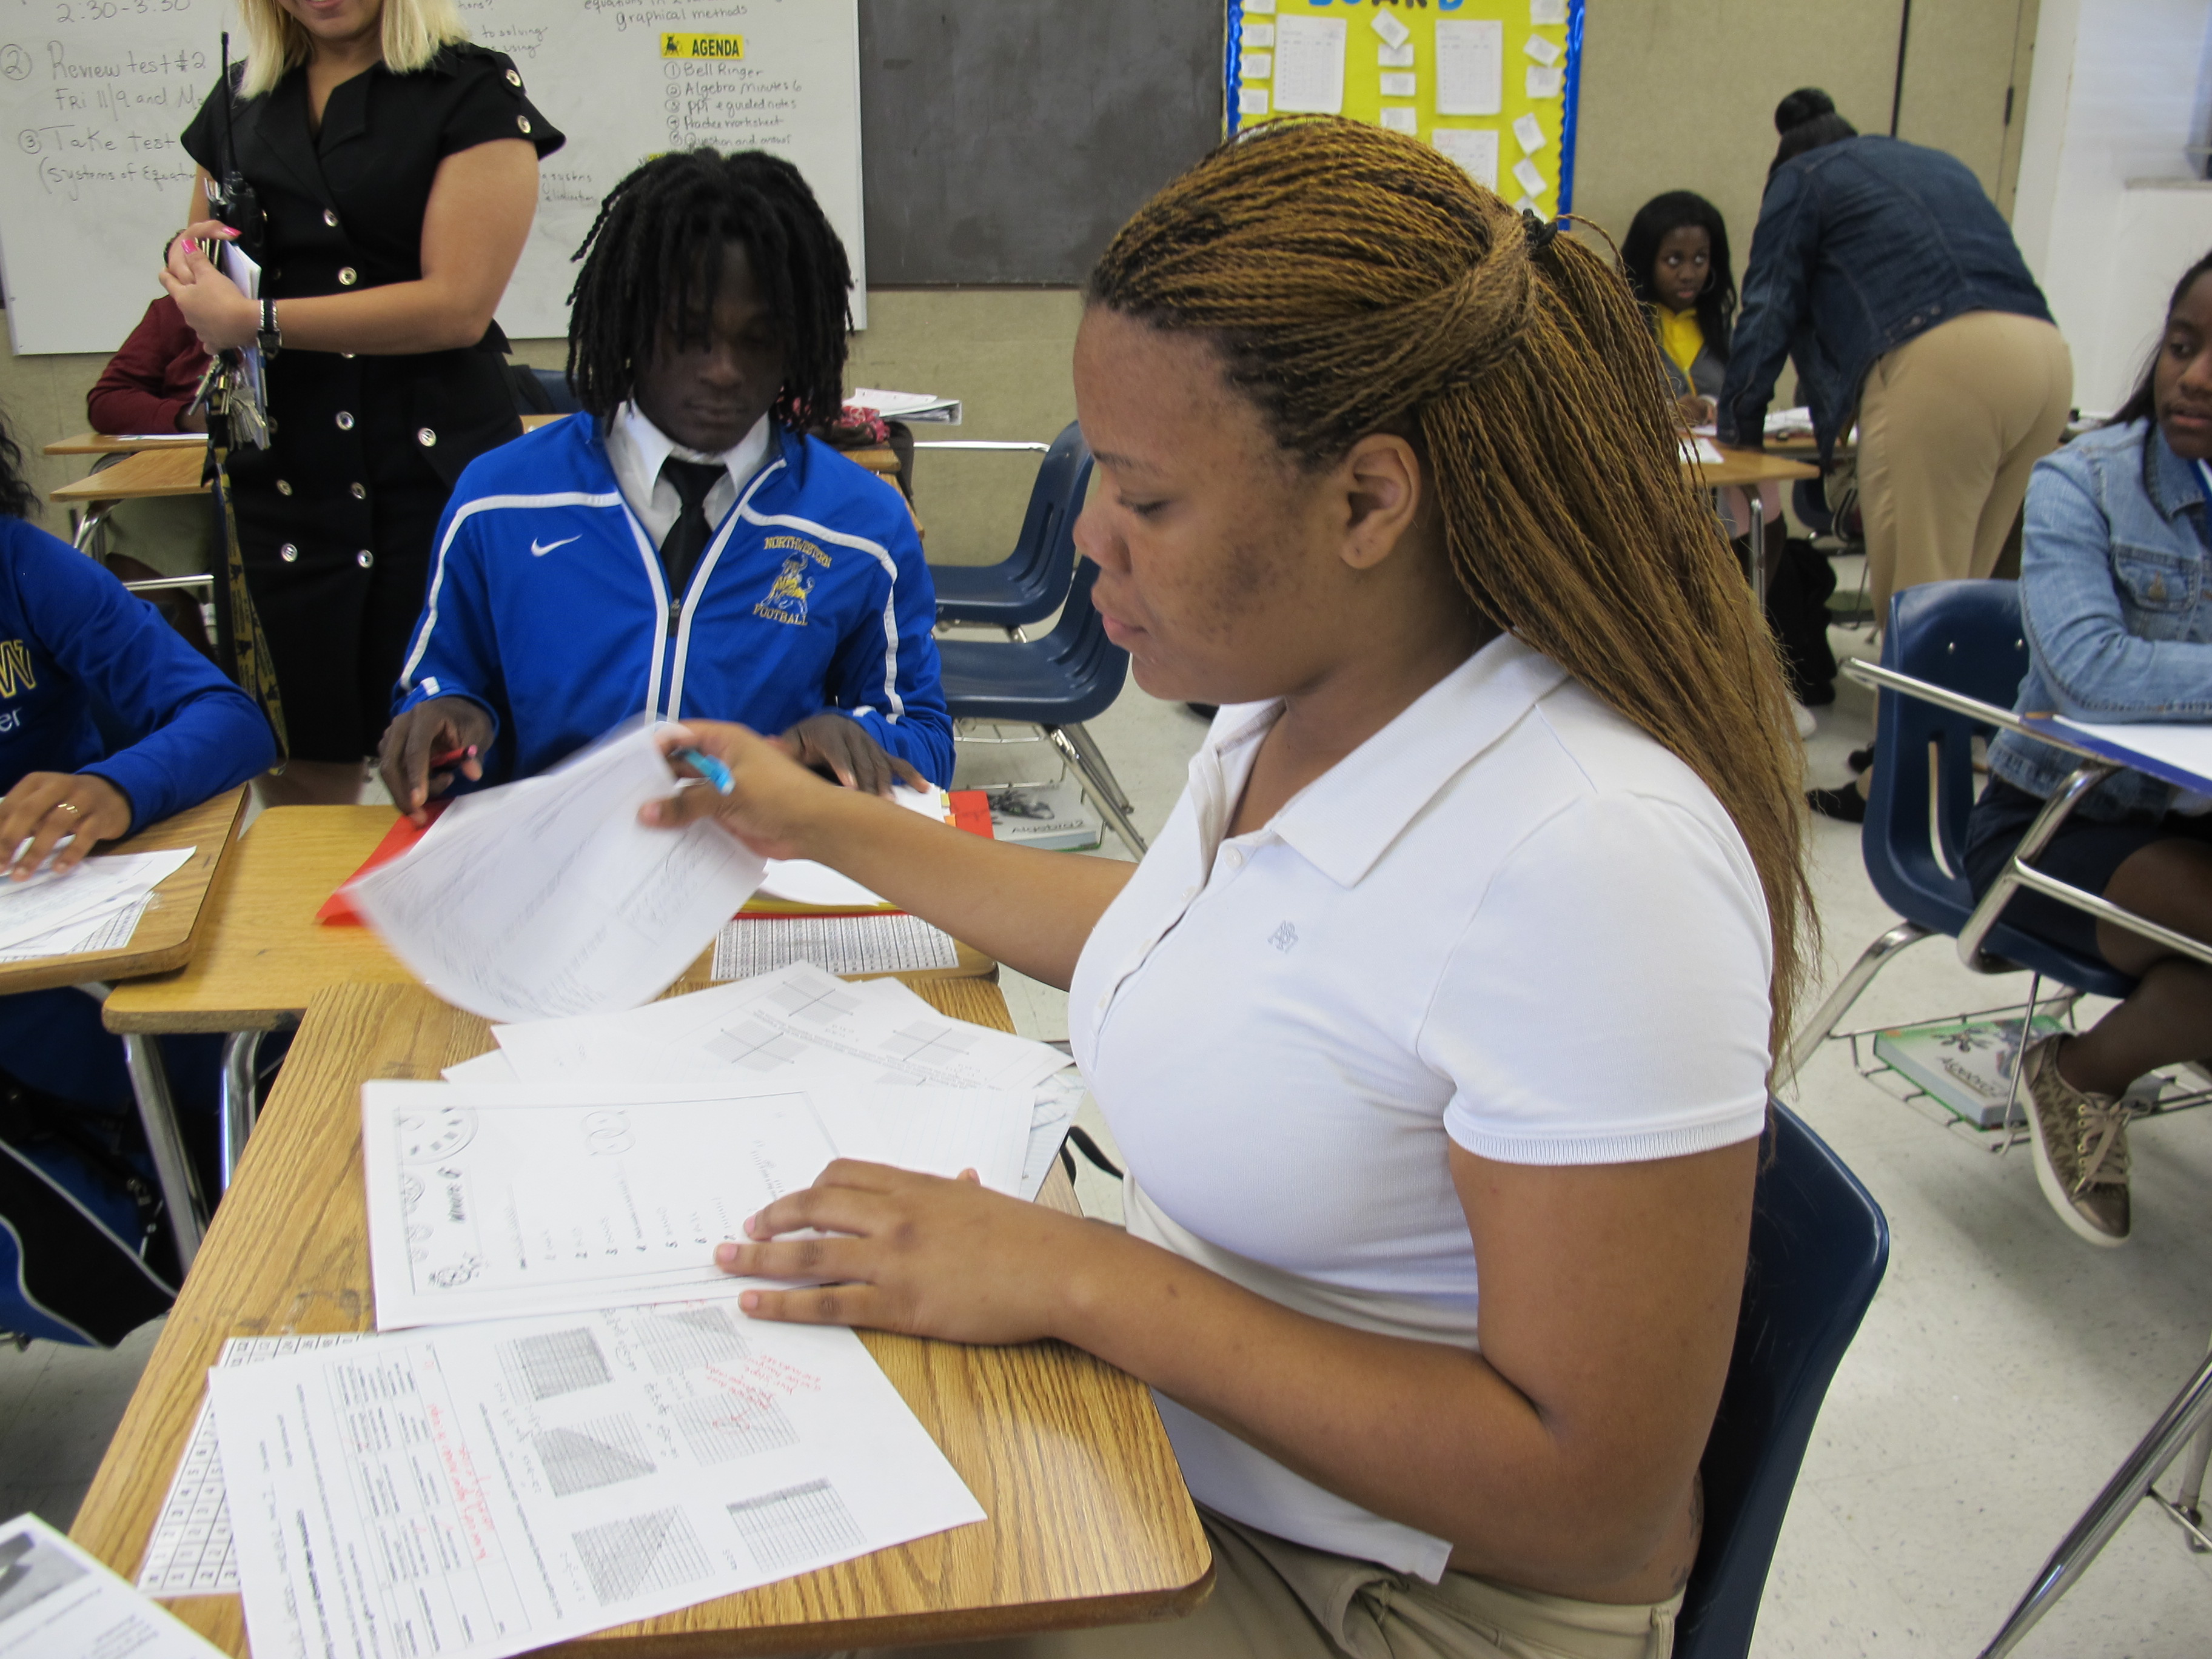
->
<box><xmin>531</xmin><ymin>535</ymin><xmax>580</xmax><ymax>557</ymax></box>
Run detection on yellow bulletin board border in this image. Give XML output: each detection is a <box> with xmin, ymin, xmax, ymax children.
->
<box><xmin>1224</xmin><ymin>0</ymin><xmax>1585</xmax><ymax>220</ymax></box>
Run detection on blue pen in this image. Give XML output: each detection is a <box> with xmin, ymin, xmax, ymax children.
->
<box><xmin>674</xmin><ymin>746</ymin><xmax>734</xmax><ymax>795</ymax></box>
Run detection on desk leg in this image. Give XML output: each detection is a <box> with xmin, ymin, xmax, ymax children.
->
<box><xmin>219</xmin><ymin>1028</ymin><xmax>269</xmax><ymax>1192</ymax></box>
<box><xmin>1748</xmin><ymin>492</ymin><xmax>1768</xmax><ymax>617</ymax></box>
<box><xmin>71</xmin><ymin>502</ymin><xmax>112</xmax><ymax>554</ymax></box>
<box><xmin>76</xmin><ymin>984</ymin><xmax>207</xmax><ymax>1270</ymax></box>
<box><xmin>122</xmin><ymin>1033</ymin><xmax>206</xmax><ymax>1271</ymax></box>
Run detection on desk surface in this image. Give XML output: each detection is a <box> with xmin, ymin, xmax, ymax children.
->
<box><xmin>72</xmin><ymin>979</ymin><xmax>1212</xmax><ymax>1655</ymax></box>
<box><xmin>42</xmin><ymin>432</ymin><xmax>210</xmax><ymax>457</ymax></box>
<box><xmin>1687</xmin><ymin>444</ymin><xmax>1821</xmax><ymax>489</ymax></box>
<box><xmin>49</xmin><ymin>444</ymin><xmax>210</xmax><ymax>504</ymax></box>
<box><xmin>103</xmin><ymin>805</ymin><xmax>992</xmax><ymax>1034</ymax></box>
<box><xmin>0</xmin><ymin>787</ymin><xmax>247</xmax><ymax>997</ymax></box>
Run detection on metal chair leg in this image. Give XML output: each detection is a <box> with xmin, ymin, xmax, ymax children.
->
<box><xmin>1979</xmin><ymin>1350</ymin><xmax>2212</xmax><ymax>1657</ymax></box>
<box><xmin>2158</xmin><ymin>1332</ymin><xmax>2212</xmax><ymax>1552</ymax></box>
<box><xmin>1784</xmin><ymin>920</ymin><xmax>1934</xmax><ymax>1076</ymax></box>
<box><xmin>1047</xmin><ymin>726</ymin><xmax>1148</xmax><ymax>857</ymax></box>
<box><xmin>219</xmin><ymin>1028</ymin><xmax>268</xmax><ymax>1191</ymax></box>
<box><xmin>1993</xmin><ymin>971</ymin><xmax>2045</xmax><ymax>1144</ymax></box>
<box><xmin>1059</xmin><ymin>721</ymin><xmax>1134</xmax><ymax>814</ymax></box>
<box><xmin>76</xmin><ymin>984</ymin><xmax>206</xmax><ymax>1270</ymax></box>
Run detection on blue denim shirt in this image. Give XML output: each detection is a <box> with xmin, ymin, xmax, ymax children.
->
<box><xmin>1715</xmin><ymin>137</ymin><xmax>2052</xmax><ymax>457</ymax></box>
<box><xmin>1986</xmin><ymin>421</ymin><xmax>2212</xmax><ymax>819</ymax></box>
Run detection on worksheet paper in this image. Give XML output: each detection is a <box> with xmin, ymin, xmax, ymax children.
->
<box><xmin>2031</xmin><ymin>719</ymin><xmax>2212</xmax><ymax>796</ymax></box>
<box><xmin>362</xmin><ymin>1072</ymin><xmax>1034</xmax><ymax>1328</ymax></box>
<box><xmin>0</xmin><ymin>1512</ymin><xmax>224</xmax><ymax>1659</ymax></box>
<box><xmin>712</xmin><ymin>913</ymin><xmax>961</xmax><ymax>979</ymax></box>
<box><xmin>210</xmin><ymin>1310</ymin><xmax>984</xmax><ymax>1659</ymax></box>
<box><xmin>347</xmin><ymin>726</ymin><xmax>763</xmax><ymax>1024</ymax></box>
<box><xmin>1272</xmin><ymin>15</ymin><xmax>1347</xmax><ymax>114</ymax></box>
<box><xmin>0</xmin><ymin>846</ymin><xmax>192</xmax><ymax>954</ymax></box>
<box><xmin>138</xmin><ymin>1334</ymin><xmax>371</xmax><ymax>1598</ymax></box>
<box><xmin>1433</xmin><ymin>129</ymin><xmax>1501</xmax><ymax>192</ymax></box>
<box><xmin>1435</xmin><ymin>19</ymin><xmax>1504</xmax><ymax>116</ymax></box>
<box><xmin>495</xmin><ymin>961</ymin><xmax>1072</xmax><ymax>1094</ymax></box>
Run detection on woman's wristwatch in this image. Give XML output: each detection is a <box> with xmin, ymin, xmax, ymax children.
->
<box><xmin>258</xmin><ymin>296</ymin><xmax>281</xmax><ymax>358</ymax></box>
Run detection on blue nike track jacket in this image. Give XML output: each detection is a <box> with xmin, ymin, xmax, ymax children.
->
<box><xmin>393</xmin><ymin>414</ymin><xmax>953</xmax><ymax>786</ymax></box>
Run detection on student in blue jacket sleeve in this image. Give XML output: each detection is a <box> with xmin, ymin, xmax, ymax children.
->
<box><xmin>0</xmin><ymin>424</ymin><xmax>275</xmax><ymax>1114</ymax></box>
<box><xmin>379</xmin><ymin>149</ymin><xmax>953</xmax><ymax>821</ymax></box>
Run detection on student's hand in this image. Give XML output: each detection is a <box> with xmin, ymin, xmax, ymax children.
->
<box><xmin>158</xmin><ymin>221</ymin><xmax>255</xmax><ymax>352</ymax></box>
<box><xmin>714</xmin><ymin>1161</ymin><xmax>1093</xmax><ymax>1346</ymax></box>
<box><xmin>642</xmin><ymin>720</ymin><xmax>851</xmax><ymax>861</ymax></box>
<box><xmin>376</xmin><ymin>698</ymin><xmax>494</xmax><ymax>826</ymax></box>
<box><xmin>779</xmin><ymin>711</ymin><xmax>928</xmax><ymax>799</ymax></box>
<box><xmin>0</xmin><ymin>772</ymin><xmax>133</xmax><ymax>881</ymax></box>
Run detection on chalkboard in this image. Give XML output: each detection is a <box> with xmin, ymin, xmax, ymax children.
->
<box><xmin>857</xmin><ymin>0</ymin><xmax>1224</xmax><ymax>285</ymax></box>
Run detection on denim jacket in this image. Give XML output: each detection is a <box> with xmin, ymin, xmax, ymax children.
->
<box><xmin>1715</xmin><ymin>137</ymin><xmax>2052</xmax><ymax>457</ymax></box>
<box><xmin>1986</xmin><ymin>421</ymin><xmax>2212</xmax><ymax>819</ymax></box>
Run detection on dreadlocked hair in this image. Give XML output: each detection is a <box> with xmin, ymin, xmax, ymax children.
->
<box><xmin>1089</xmin><ymin>116</ymin><xmax>1814</xmax><ymax>1067</ymax></box>
<box><xmin>566</xmin><ymin>149</ymin><xmax>851</xmax><ymax>430</ymax></box>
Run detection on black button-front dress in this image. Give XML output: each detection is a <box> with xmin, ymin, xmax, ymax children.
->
<box><xmin>181</xmin><ymin>46</ymin><xmax>564</xmax><ymax>762</ymax></box>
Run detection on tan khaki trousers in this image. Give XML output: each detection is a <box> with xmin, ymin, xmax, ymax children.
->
<box><xmin>1855</xmin><ymin>308</ymin><xmax>2072</xmax><ymax>623</ymax></box>
<box><xmin>843</xmin><ymin>1507</ymin><xmax>1682</xmax><ymax>1659</ymax></box>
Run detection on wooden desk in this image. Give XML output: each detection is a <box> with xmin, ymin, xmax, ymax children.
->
<box><xmin>0</xmin><ymin>786</ymin><xmax>246</xmax><ymax>998</ymax></box>
<box><xmin>42</xmin><ymin>432</ymin><xmax>211</xmax><ymax>457</ymax></box>
<box><xmin>49</xmin><ymin>444</ymin><xmax>210</xmax><ymax>506</ymax></box>
<box><xmin>72</xmin><ymin>980</ymin><xmax>1212</xmax><ymax>1654</ymax></box>
<box><xmin>1685</xmin><ymin>444</ymin><xmax>1820</xmax><ymax>492</ymax></box>
<box><xmin>103</xmin><ymin>805</ymin><xmax>994</xmax><ymax>1036</ymax></box>
<box><xmin>0</xmin><ymin>785</ymin><xmax>249</xmax><ymax>1269</ymax></box>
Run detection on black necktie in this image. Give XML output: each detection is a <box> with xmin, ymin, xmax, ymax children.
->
<box><xmin>658</xmin><ymin>457</ymin><xmax>724</xmax><ymax>602</ymax></box>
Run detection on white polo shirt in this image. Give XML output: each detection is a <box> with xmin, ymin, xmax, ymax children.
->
<box><xmin>1067</xmin><ymin>632</ymin><xmax>1772</xmax><ymax>1581</ymax></box>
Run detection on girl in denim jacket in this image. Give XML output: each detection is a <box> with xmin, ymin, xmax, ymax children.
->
<box><xmin>1963</xmin><ymin>250</ymin><xmax>2212</xmax><ymax>1247</ymax></box>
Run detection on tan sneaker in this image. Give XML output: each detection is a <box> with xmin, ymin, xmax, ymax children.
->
<box><xmin>2019</xmin><ymin>1034</ymin><xmax>2131</xmax><ymax>1247</ymax></box>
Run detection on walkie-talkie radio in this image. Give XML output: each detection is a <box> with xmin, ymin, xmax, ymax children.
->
<box><xmin>203</xmin><ymin>32</ymin><xmax>266</xmax><ymax>262</ymax></box>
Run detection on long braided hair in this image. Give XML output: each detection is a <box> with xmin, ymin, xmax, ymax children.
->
<box><xmin>566</xmin><ymin>149</ymin><xmax>851</xmax><ymax>429</ymax></box>
<box><xmin>1090</xmin><ymin>117</ymin><xmax>1812</xmax><ymax>1062</ymax></box>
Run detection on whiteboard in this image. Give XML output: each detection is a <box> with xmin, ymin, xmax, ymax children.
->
<box><xmin>0</xmin><ymin>0</ymin><xmax>865</xmax><ymax>355</ymax></box>
<box><xmin>0</xmin><ymin>0</ymin><xmax>233</xmax><ymax>355</ymax></box>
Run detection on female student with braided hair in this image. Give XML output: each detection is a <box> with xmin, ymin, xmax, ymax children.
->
<box><xmin>646</xmin><ymin>118</ymin><xmax>1807</xmax><ymax>1658</ymax></box>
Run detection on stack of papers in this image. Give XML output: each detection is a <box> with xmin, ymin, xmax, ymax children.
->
<box><xmin>848</xmin><ymin>387</ymin><xmax>960</xmax><ymax>425</ymax></box>
<box><xmin>1679</xmin><ymin>435</ymin><xmax>1726</xmax><ymax>466</ymax></box>
<box><xmin>346</xmin><ymin>725</ymin><xmax>763</xmax><ymax>1023</ymax></box>
<box><xmin>0</xmin><ymin>847</ymin><xmax>192</xmax><ymax>961</ymax></box>
<box><xmin>141</xmin><ymin>960</ymin><xmax>1086</xmax><ymax>1655</ymax></box>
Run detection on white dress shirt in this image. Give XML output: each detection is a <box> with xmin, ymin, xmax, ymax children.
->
<box><xmin>1067</xmin><ymin>632</ymin><xmax>1774</xmax><ymax>1580</ymax></box>
<box><xmin>603</xmin><ymin>403</ymin><xmax>774</xmax><ymax>550</ymax></box>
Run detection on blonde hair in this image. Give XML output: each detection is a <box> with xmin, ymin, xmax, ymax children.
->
<box><xmin>234</xmin><ymin>0</ymin><xmax>468</xmax><ymax>98</ymax></box>
<box><xmin>1091</xmin><ymin>118</ymin><xmax>1814</xmax><ymax>1063</ymax></box>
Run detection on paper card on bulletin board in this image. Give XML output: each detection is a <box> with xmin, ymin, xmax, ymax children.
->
<box><xmin>1223</xmin><ymin>0</ymin><xmax>1584</xmax><ymax>220</ymax></box>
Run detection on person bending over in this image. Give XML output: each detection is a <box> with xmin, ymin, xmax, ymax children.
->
<box><xmin>1962</xmin><ymin>249</ymin><xmax>2212</xmax><ymax>1250</ymax></box>
<box><xmin>0</xmin><ymin>412</ymin><xmax>272</xmax><ymax>1188</ymax></box>
<box><xmin>645</xmin><ymin>119</ymin><xmax>1809</xmax><ymax>1658</ymax></box>
<box><xmin>380</xmin><ymin>149</ymin><xmax>951</xmax><ymax>819</ymax></box>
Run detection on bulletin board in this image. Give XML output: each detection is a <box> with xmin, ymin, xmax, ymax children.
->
<box><xmin>1223</xmin><ymin>0</ymin><xmax>1585</xmax><ymax>220</ymax></box>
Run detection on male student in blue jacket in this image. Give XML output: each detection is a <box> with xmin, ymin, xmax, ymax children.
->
<box><xmin>379</xmin><ymin>149</ymin><xmax>953</xmax><ymax>822</ymax></box>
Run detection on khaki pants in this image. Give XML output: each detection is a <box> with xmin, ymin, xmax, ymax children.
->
<box><xmin>1856</xmin><ymin>308</ymin><xmax>2071</xmax><ymax>624</ymax></box>
<box><xmin>846</xmin><ymin>1507</ymin><xmax>1681</xmax><ymax>1659</ymax></box>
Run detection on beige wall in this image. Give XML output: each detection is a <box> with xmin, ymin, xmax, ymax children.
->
<box><xmin>1574</xmin><ymin>0</ymin><xmax>2037</xmax><ymax>272</ymax></box>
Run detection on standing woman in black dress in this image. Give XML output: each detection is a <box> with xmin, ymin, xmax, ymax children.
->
<box><xmin>159</xmin><ymin>0</ymin><xmax>563</xmax><ymax>802</ymax></box>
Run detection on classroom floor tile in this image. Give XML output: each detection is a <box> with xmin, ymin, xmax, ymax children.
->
<box><xmin>6</xmin><ymin>643</ymin><xmax>2210</xmax><ymax>1656</ymax></box>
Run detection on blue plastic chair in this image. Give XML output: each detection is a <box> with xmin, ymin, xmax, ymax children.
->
<box><xmin>928</xmin><ymin>423</ymin><xmax>1093</xmax><ymax>630</ymax></box>
<box><xmin>529</xmin><ymin>366</ymin><xmax>581</xmax><ymax>415</ymax></box>
<box><xmin>1786</xmin><ymin>580</ymin><xmax>2134</xmax><ymax>1073</ymax></box>
<box><xmin>1675</xmin><ymin>1100</ymin><xmax>1890</xmax><ymax>1658</ymax></box>
<box><xmin>936</xmin><ymin>555</ymin><xmax>1145</xmax><ymax>855</ymax></box>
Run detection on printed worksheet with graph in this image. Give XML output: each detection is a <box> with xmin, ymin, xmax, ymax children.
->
<box><xmin>209</xmin><ymin>1307</ymin><xmax>984</xmax><ymax>1659</ymax></box>
<box><xmin>361</xmin><ymin>1078</ymin><xmax>845</xmax><ymax>1329</ymax></box>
